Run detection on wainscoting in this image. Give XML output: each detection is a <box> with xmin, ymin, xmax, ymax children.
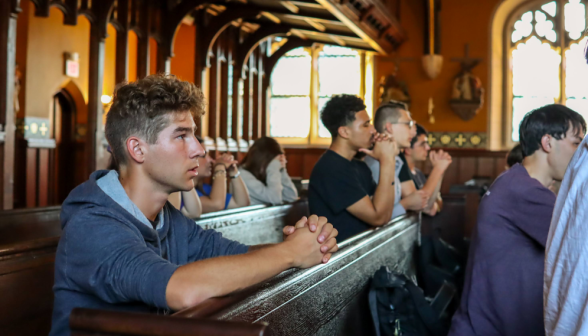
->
<box><xmin>284</xmin><ymin>147</ymin><xmax>508</xmax><ymax>194</ymax></box>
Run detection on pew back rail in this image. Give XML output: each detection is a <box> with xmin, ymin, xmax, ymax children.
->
<box><xmin>177</xmin><ymin>214</ymin><xmax>420</xmax><ymax>336</ymax></box>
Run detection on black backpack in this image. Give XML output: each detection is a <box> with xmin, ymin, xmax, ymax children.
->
<box><xmin>368</xmin><ymin>266</ymin><xmax>453</xmax><ymax>336</ymax></box>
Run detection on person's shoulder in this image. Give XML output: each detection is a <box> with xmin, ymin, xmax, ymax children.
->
<box><xmin>61</xmin><ymin>205</ymin><xmax>141</xmax><ymax>241</ymax></box>
<box><xmin>311</xmin><ymin>151</ymin><xmax>339</xmax><ymax>176</ymax></box>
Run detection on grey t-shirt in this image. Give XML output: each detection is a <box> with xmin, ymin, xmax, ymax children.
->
<box><xmin>364</xmin><ymin>155</ymin><xmax>405</xmax><ymax>219</ymax></box>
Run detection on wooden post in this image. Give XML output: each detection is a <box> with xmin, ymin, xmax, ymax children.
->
<box><xmin>208</xmin><ymin>47</ymin><xmax>220</xmax><ymax>141</ymax></box>
<box><xmin>242</xmin><ymin>66</ymin><xmax>251</xmax><ymax>143</ymax></box>
<box><xmin>193</xmin><ymin>12</ymin><xmax>205</xmax><ymax>136</ymax></box>
<box><xmin>136</xmin><ymin>0</ymin><xmax>150</xmax><ymax>79</ymax></box>
<box><xmin>115</xmin><ymin>0</ymin><xmax>129</xmax><ymax>84</ymax></box>
<box><xmin>87</xmin><ymin>24</ymin><xmax>106</xmax><ymax>176</ymax></box>
<box><xmin>257</xmin><ymin>47</ymin><xmax>265</xmax><ymax>138</ymax></box>
<box><xmin>251</xmin><ymin>50</ymin><xmax>260</xmax><ymax>140</ymax></box>
<box><xmin>0</xmin><ymin>1</ymin><xmax>19</xmax><ymax>209</ymax></box>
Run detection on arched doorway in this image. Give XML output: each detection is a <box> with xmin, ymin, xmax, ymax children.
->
<box><xmin>52</xmin><ymin>84</ymin><xmax>86</xmax><ymax>204</ymax></box>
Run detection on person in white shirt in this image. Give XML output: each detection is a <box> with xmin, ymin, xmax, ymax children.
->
<box><xmin>240</xmin><ymin>137</ymin><xmax>299</xmax><ymax>205</ymax></box>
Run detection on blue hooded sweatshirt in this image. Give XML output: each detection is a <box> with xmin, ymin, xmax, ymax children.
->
<box><xmin>49</xmin><ymin>170</ymin><xmax>249</xmax><ymax>336</ymax></box>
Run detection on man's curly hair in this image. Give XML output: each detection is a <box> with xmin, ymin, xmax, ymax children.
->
<box><xmin>105</xmin><ymin>73</ymin><xmax>205</xmax><ymax>166</ymax></box>
<box><xmin>320</xmin><ymin>94</ymin><xmax>366</xmax><ymax>139</ymax></box>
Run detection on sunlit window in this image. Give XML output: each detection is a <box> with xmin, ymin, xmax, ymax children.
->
<box><xmin>509</xmin><ymin>0</ymin><xmax>588</xmax><ymax>141</ymax></box>
<box><xmin>269</xmin><ymin>43</ymin><xmax>370</xmax><ymax>143</ymax></box>
<box><xmin>269</xmin><ymin>47</ymin><xmax>312</xmax><ymax>138</ymax></box>
<box><xmin>318</xmin><ymin>46</ymin><xmax>361</xmax><ymax>138</ymax></box>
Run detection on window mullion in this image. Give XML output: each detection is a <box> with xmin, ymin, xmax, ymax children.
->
<box><xmin>559</xmin><ymin>0</ymin><xmax>566</xmax><ymax>105</ymax></box>
<box><xmin>309</xmin><ymin>44</ymin><xmax>322</xmax><ymax>144</ymax></box>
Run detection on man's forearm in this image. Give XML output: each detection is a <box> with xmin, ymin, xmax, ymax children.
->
<box><xmin>166</xmin><ymin>244</ymin><xmax>293</xmax><ymax>311</ymax></box>
<box><xmin>230</xmin><ymin>176</ymin><xmax>251</xmax><ymax>207</ymax></box>
<box><xmin>422</xmin><ymin>167</ymin><xmax>444</xmax><ymax>210</ymax></box>
<box><xmin>372</xmin><ymin>159</ymin><xmax>396</xmax><ymax>224</ymax></box>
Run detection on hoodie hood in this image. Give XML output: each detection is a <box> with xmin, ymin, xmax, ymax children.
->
<box><xmin>60</xmin><ymin>170</ymin><xmax>169</xmax><ymax>243</ymax></box>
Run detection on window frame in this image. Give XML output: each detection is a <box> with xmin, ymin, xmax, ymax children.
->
<box><xmin>504</xmin><ymin>0</ymin><xmax>588</xmax><ymax>146</ymax></box>
<box><xmin>269</xmin><ymin>43</ymin><xmax>375</xmax><ymax>147</ymax></box>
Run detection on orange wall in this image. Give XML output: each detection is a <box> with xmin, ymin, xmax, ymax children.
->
<box><xmin>376</xmin><ymin>0</ymin><xmax>501</xmax><ymax>133</ymax></box>
<box><xmin>170</xmin><ymin>23</ymin><xmax>196</xmax><ymax>83</ymax></box>
<box><xmin>24</xmin><ymin>6</ymin><xmax>90</xmax><ymax>119</ymax></box>
<box><xmin>149</xmin><ymin>38</ymin><xmax>158</xmax><ymax>75</ymax></box>
<box><xmin>103</xmin><ymin>24</ymin><xmax>117</xmax><ymax>97</ymax></box>
<box><xmin>128</xmin><ymin>30</ymin><xmax>138</xmax><ymax>82</ymax></box>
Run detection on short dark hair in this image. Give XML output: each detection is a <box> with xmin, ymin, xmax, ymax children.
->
<box><xmin>519</xmin><ymin>104</ymin><xmax>586</xmax><ymax>157</ymax></box>
<box><xmin>373</xmin><ymin>101</ymin><xmax>408</xmax><ymax>133</ymax></box>
<box><xmin>320</xmin><ymin>94</ymin><xmax>366</xmax><ymax>139</ymax></box>
<box><xmin>105</xmin><ymin>74</ymin><xmax>205</xmax><ymax>166</ymax></box>
<box><xmin>410</xmin><ymin>124</ymin><xmax>428</xmax><ymax>148</ymax></box>
<box><xmin>506</xmin><ymin>144</ymin><xmax>524</xmax><ymax>168</ymax></box>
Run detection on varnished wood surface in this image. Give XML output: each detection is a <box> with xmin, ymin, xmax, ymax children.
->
<box><xmin>70</xmin><ymin>308</ymin><xmax>271</xmax><ymax>336</ymax></box>
<box><xmin>0</xmin><ymin>205</ymin><xmax>61</xmax><ymax>245</ymax></box>
<box><xmin>176</xmin><ymin>214</ymin><xmax>419</xmax><ymax>336</ymax></box>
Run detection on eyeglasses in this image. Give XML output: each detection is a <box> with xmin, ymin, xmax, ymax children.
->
<box><xmin>391</xmin><ymin>120</ymin><xmax>415</xmax><ymax>128</ymax></box>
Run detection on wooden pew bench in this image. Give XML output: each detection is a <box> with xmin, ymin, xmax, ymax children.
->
<box><xmin>175</xmin><ymin>213</ymin><xmax>420</xmax><ymax>335</ymax></box>
<box><xmin>0</xmin><ymin>206</ymin><xmax>61</xmax><ymax>245</ymax></box>
<box><xmin>68</xmin><ymin>214</ymin><xmax>419</xmax><ymax>336</ymax></box>
<box><xmin>0</xmin><ymin>201</ymin><xmax>308</xmax><ymax>336</ymax></box>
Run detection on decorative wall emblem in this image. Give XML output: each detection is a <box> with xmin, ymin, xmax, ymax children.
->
<box><xmin>428</xmin><ymin>132</ymin><xmax>487</xmax><ymax>149</ymax></box>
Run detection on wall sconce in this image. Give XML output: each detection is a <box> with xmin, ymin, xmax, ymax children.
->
<box><xmin>101</xmin><ymin>95</ymin><xmax>112</xmax><ymax>105</ymax></box>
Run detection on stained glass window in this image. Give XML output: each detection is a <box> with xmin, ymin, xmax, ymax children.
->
<box><xmin>510</xmin><ymin>0</ymin><xmax>588</xmax><ymax>141</ymax></box>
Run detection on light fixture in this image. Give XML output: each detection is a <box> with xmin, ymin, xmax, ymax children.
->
<box><xmin>101</xmin><ymin>95</ymin><xmax>112</xmax><ymax>105</ymax></box>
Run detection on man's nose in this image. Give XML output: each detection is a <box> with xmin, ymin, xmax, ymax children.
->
<box><xmin>190</xmin><ymin>137</ymin><xmax>206</xmax><ymax>158</ymax></box>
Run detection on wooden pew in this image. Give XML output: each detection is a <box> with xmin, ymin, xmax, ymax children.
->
<box><xmin>197</xmin><ymin>201</ymin><xmax>309</xmax><ymax>245</ymax></box>
<box><xmin>0</xmin><ymin>201</ymin><xmax>308</xmax><ymax>336</ymax></box>
<box><xmin>174</xmin><ymin>214</ymin><xmax>420</xmax><ymax>336</ymax></box>
<box><xmin>0</xmin><ymin>237</ymin><xmax>59</xmax><ymax>336</ymax></box>
<box><xmin>67</xmin><ymin>214</ymin><xmax>419</xmax><ymax>336</ymax></box>
<box><xmin>0</xmin><ymin>206</ymin><xmax>61</xmax><ymax>245</ymax></box>
<box><xmin>69</xmin><ymin>308</ymin><xmax>270</xmax><ymax>336</ymax></box>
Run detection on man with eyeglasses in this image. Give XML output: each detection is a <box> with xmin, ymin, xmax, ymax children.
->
<box><xmin>365</xmin><ymin>101</ymin><xmax>429</xmax><ymax>219</ymax></box>
<box><xmin>404</xmin><ymin>124</ymin><xmax>452</xmax><ymax>216</ymax></box>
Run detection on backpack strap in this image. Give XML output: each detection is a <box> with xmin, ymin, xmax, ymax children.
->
<box><xmin>368</xmin><ymin>285</ymin><xmax>382</xmax><ymax>336</ymax></box>
<box><xmin>404</xmin><ymin>280</ymin><xmax>447</xmax><ymax>336</ymax></box>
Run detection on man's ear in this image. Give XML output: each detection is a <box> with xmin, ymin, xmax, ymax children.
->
<box><xmin>338</xmin><ymin>125</ymin><xmax>351</xmax><ymax>139</ymax></box>
<box><xmin>126</xmin><ymin>136</ymin><xmax>147</xmax><ymax>164</ymax></box>
<box><xmin>540</xmin><ymin>134</ymin><xmax>553</xmax><ymax>153</ymax></box>
<box><xmin>385</xmin><ymin>121</ymin><xmax>393</xmax><ymax>134</ymax></box>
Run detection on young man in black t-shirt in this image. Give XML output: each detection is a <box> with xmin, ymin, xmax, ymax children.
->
<box><xmin>309</xmin><ymin>95</ymin><xmax>398</xmax><ymax>241</ymax></box>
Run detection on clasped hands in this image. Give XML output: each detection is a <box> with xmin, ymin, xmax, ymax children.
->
<box><xmin>359</xmin><ymin>132</ymin><xmax>399</xmax><ymax>161</ymax></box>
<box><xmin>282</xmin><ymin>215</ymin><xmax>339</xmax><ymax>266</ymax></box>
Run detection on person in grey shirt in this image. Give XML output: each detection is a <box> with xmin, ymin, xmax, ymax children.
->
<box><xmin>240</xmin><ymin>137</ymin><xmax>298</xmax><ymax>205</ymax></box>
<box><xmin>365</xmin><ymin>101</ymin><xmax>428</xmax><ymax>219</ymax></box>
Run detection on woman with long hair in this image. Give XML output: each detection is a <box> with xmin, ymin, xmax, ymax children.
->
<box><xmin>240</xmin><ymin>137</ymin><xmax>298</xmax><ymax>205</ymax></box>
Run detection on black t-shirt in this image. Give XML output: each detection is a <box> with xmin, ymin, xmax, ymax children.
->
<box><xmin>308</xmin><ymin>150</ymin><xmax>377</xmax><ymax>241</ymax></box>
<box><xmin>398</xmin><ymin>152</ymin><xmax>413</xmax><ymax>183</ymax></box>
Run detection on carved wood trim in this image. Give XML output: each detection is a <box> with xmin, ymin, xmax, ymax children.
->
<box><xmin>235</xmin><ymin>24</ymin><xmax>291</xmax><ymax>79</ymax></box>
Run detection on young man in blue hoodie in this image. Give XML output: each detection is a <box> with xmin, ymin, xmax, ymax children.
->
<box><xmin>49</xmin><ymin>74</ymin><xmax>339</xmax><ymax>336</ymax></box>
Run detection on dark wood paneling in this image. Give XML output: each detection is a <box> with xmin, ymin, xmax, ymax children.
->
<box><xmin>457</xmin><ymin>157</ymin><xmax>477</xmax><ymax>185</ymax></box>
<box><xmin>25</xmin><ymin>147</ymin><xmax>36</xmax><ymax>208</ymax></box>
<box><xmin>286</xmin><ymin>148</ymin><xmax>509</xmax><ymax>189</ymax></box>
<box><xmin>38</xmin><ymin>148</ymin><xmax>49</xmax><ymax>206</ymax></box>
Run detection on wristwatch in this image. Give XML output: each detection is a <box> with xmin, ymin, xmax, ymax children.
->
<box><xmin>230</xmin><ymin>170</ymin><xmax>240</xmax><ymax>179</ymax></box>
